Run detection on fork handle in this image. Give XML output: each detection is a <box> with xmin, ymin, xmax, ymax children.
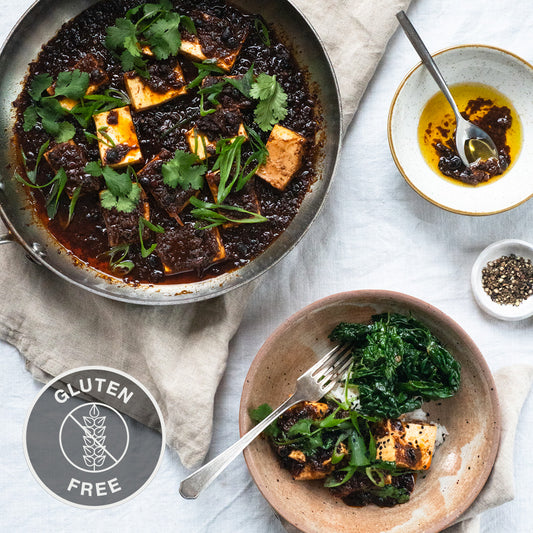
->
<box><xmin>179</xmin><ymin>393</ymin><xmax>303</xmax><ymax>499</ymax></box>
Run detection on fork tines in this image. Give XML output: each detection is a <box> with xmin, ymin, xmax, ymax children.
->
<box><xmin>301</xmin><ymin>343</ymin><xmax>353</xmax><ymax>390</ymax></box>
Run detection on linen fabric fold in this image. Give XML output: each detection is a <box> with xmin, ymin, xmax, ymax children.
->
<box><xmin>0</xmin><ymin>0</ymin><xmax>410</xmax><ymax>469</ymax></box>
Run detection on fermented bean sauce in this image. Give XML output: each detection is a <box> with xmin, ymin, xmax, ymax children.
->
<box><xmin>13</xmin><ymin>0</ymin><xmax>319</xmax><ymax>285</ymax></box>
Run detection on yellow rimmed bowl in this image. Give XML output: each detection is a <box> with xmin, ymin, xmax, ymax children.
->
<box><xmin>388</xmin><ymin>44</ymin><xmax>533</xmax><ymax>215</ymax></box>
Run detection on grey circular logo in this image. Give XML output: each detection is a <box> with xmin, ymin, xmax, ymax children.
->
<box><xmin>24</xmin><ymin>367</ymin><xmax>165</xmax><ymax>508</ymax></box>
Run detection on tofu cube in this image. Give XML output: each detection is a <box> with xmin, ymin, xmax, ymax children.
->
<box><xmin>124</xmin><ymin>62</ymin><xmax>187</xmax><ymax>112</ymax></box>
<box><xmin>179</xmin><ymin>12</ymin><xmax>248</xmax><ymax>72</ymax></box>
<box><xmin>374</xmin><ymin>419</ymin><xmax>438</xmax><ymax>471</ymax></box>
<box><xmin>99</xmin><ymin>184</ymin><xmax>150</xmax><ymax>247</ymax></box>
<box><xmin>155</xmin><ymin>223</ymin><xmax>226</xmax><ymax>275</ymax></box>
<box><xmin>186</xmin><ymin>123</ymin><xmax>247</xmax><ymax>159</ymax></box>
<box><xmin>256</xmin><ymin>125</ymin><xmax>306</xmax><ymax>190</ymax></box>
<box><xmin>137</xmin><ymin>150</ymin><xmax>198</xmax><ymax>224</ymax></box>
<box><xmin>93</xmin><ymin>106</ymin><xmax>143</xmax><ymax>168</ymax></box>
<box><xmin>44</xmin><ymin>140</ymin><xmax>101</xmax><ymax>197</ymax></box>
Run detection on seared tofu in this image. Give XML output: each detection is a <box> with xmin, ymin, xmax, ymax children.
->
<box><xmin>124</xmin><ymin>61</ymin><xmax>187</xmax><ymax>111</ymax></box>
<box><xmin>93</xmin><ymin>106</ymin><xmax>143</xmax><ymax>168</ymax></box>
<box><xmin>256</xmin><ymin>125</ymin><xmax>306</xmax><ymax>191</ymax></box>
<box><xmin>179</xmin><ymin>12</ymin><xmax>249</xmax><ymax>72</ymax></box>
<box><xmin>205</xmin><ymin>171</ymin><xmax>262</xmax><ymax>228</ymax></box>
<box><xmin>373</xmin><ymin>419</ymin><xmax>437</xmax><ymax>471</ymax></box>
<box><xmin>48</xmin><ymin>54</ymin><xmax>109</xmax><ymax>111</ymax></box>
<box><xmin>292</xmin><ymin>461</ymin><xmax>334</xmax><ymax>481</ymax></box>
<box><xmin>186</xmin><ymin>123</ymin><xmax>247</xmax><ymax>159</ymax></box>
<box><xmin>99</xmin><ymin>184</ymin><xmax>150</xmax><ymax>247</ymax></box>
<box><xmin>137</xmin><ymin>150</ymin><xmax>198</xmax><ymax>223</ymax></box>
<box><xmin>155</xmin><ymin>222</ymin><xmax>226</xmax><ymax>275</ymax></box>
<box><xmin>44</xmin><ymin>140</ymin><xmax>101</xmax><ymax>197</ymax></box>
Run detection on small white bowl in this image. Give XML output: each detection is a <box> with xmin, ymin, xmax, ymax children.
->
<box><xmin>471</xmin><ymin>239</ymin><xmax>533</xmax><ymax>320</ymax></box>
<box><xmin>389</xmin><ymin>45</ymin><xmax>533</xmax><ymax>215</ymax></box>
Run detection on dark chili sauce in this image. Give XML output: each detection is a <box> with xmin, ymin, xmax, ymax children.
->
<box><xmin>13</xmin><ymin>0</ymin><xmax>319</xmax><ymax>285</ymax></box>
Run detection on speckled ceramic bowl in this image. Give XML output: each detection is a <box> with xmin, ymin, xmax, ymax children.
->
<box><xmin>388</xmin><ymin>45</ymin><xmax>533</xmax><ymax>215</ymax></box>
<box><xmin>239</xmin><ymin>290</ymin><xmax>500</xmax><ymax>533</ymax></box>
<box><xmin>471</xmin><ymin>239</ymin><xmax>533</xmax><ymax>320</ymax></box>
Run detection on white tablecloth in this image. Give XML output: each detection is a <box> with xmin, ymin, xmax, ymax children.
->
<box><xmin>1</xmin><ymin>0</ymin><xmax>531</xmax><ymax>532</ymax></box>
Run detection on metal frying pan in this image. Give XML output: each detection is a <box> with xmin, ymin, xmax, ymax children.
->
<box><xmin>0</xmin><ymin>0</ymin><xmax>341</xmax><ymax>304</ymax></box>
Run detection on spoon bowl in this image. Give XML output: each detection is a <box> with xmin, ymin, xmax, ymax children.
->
<box><xmin>457</xmin><ymin>117</ymin><xmax>506</xmax><ymax>169</ymax></box>
<box><xmin>397</xmin><ymin>11</ymin><xmax>500</xmax><ymax>168</ymax></box>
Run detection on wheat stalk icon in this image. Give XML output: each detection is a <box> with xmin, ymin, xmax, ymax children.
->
<box><xmin>81</xmin><ymin>404</ymin><xmax>107</xmax><ymax>471</ymax></box>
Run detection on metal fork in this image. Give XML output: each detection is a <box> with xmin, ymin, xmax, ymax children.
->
<box><xmin>179</xmin><ymin>343</ymin><xmax>354</xmax><ymax>499</ymax></box>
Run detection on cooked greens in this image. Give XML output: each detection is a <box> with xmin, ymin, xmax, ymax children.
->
<box><xmin>329</xmin><ymin>313</ymin><xmax>461</xmax><ymax>419</ymax></box>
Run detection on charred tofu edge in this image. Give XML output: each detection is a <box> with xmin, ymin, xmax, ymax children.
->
<box><xmin>256</xmin><ymin>124</ymin><xmax>306</xmax><ymax>191</ymax></box>
<box><xmin>93</xmin><ymin>106</ymin><xmax>143</xmax><ymax>168</ymax></box>
<box><xmin>123</xmin><ymin>62</ymin><xmax>187</xmax><ymax>112</ymax></box>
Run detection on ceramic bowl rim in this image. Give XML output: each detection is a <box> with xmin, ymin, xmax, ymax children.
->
<box><xmin>388</xmin><ymin>44</ymin><xmax>533</xmax><ymax>216</ymax></box>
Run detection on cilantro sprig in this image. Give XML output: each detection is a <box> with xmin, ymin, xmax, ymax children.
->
<box><xmin>24</xmin><ymin>71</ymin><xmax>89</xmax><ymax>142</ymax></box>
<box><xmin>105</xmin><ymin>0</ymin><xmax>195</xmax><ymax>77</ymax></box>
<box><xmin>71</xmin><ymin>89</ymin><xmax>130</xmax><ymax>129</ymax></box>
<box><xmin>161</xmin><ymin>149</ymin><xmax>207</xmax><ymax>190</ymax></box>
<box><xmin>85</xmin><ymin>162</ymin><xmax>140</xmax><ymax>213</ymax></box>
<box><xmin>250</xmin><ymin>73</ymin><xmax>288</xmax><ymax>131</ymax></box>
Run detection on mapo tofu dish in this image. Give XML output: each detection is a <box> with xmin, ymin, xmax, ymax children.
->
<box><xmin>13</xmin><ymin>0</ymin><xmax>319</xmax><ymax>284</ymax></box>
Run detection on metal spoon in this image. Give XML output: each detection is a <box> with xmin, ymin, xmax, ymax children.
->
<box><xmin>396</xmin><ymin>11</ymin><xmax>504</xmax><ymax>169</ymax></box>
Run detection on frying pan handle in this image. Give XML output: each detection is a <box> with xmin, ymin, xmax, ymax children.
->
<box><xmin>0</xmin><ymin>232</ymin><xmax>15</xmax><ymax>245</ymax></box>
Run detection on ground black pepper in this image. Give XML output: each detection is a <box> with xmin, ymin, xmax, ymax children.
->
<box><xmin>481</xmin><ymin>254</ymin><xmax>533</xmax><ymax>306</ymax></box>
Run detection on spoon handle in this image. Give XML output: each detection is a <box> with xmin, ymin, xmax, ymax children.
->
<box><xmin>396</xmin><ymin>11</ymin><xmax>461</xmax><ymax>119</ymax></box>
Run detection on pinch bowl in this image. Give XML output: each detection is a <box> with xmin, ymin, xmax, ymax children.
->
<box><xmin>471</xmin><ymin>238</ymin><xmax>533</xmax><ymax>321</ymax></box>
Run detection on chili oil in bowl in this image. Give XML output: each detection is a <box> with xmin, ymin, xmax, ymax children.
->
<box><xmin>471</xmin><ymin>239</ymin><xmax>533</xmax><ymax>321</ymax></box>
<box><xmin>388</xmin><ymin>45</ymin><xmax>533</xmax><ymax>215</ymax></box>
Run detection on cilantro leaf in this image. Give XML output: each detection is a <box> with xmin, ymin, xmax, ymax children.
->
<box><xmin>226</xmin><ymin>64</ymin><xmax>254</xmax><ymax>97</ymax></box>
<box><xmin>85</xmin><ymin>162</ymin><xmax>136</xmax><ymax>210</ymax></box>
<box><xmin>102</xmin><ymin>166</ymin><xmax>133</xmax><ymax>197</ymax></box>
<box><xmin>54</xmin><ymin>69</ymin><xmax>90</xmax><ymax>100</ymax></box>
<box><xmin>54</xmin><ymin>122</ymin><xmax>76</xmax><ymax>143</ymax></box>
<box><xmin>161</xmin><ymin>149</ymin><xmax>207</xmax><ymax>190</ymax></box>
<box><xmin>250</xmin><ymin>73</ymin><xmax>288</xmax><ymax>131</ymax></box>
<box><xmin>100</xmin><ymin>184</ymin><xmax>140</xmax><ymax>213</ymax></box>
<box><xmin>105</xmin><ymin>1</ymin><xmax>189</xmax><ymax>76</ymax></box>
<box><xmin>23</xmin><ymin>107</ymin><xmax>38</xmax><ymax>132</ymax></box>
<box><xmin>145</xmin><ymin>13</ymin><xmax>182</xmax><ymax>60</ymax></box>
<box><xmin>28</xmin><ymin>73</ymin><xmax>53</xmax><ymax>102</ymax></box>
<box><xmin>249</xmin><ymin>403</ymin><xmax>280</xmax><ymax>438</ymax></box>
<box><xmin>106</xmin><ymin>18</ymin><xmax>139</xmax><ymax>55</ymax></box>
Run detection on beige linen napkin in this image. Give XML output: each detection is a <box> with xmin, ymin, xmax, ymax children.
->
<box><xmin>0</xmin><ymin>0</ymin><xmax>409</xmax><ymax>469</ymax></box>
<box><xmin>281</xmin><ymin>366</ymin><xmax>533</xmax><ymax>533</ymax></box>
